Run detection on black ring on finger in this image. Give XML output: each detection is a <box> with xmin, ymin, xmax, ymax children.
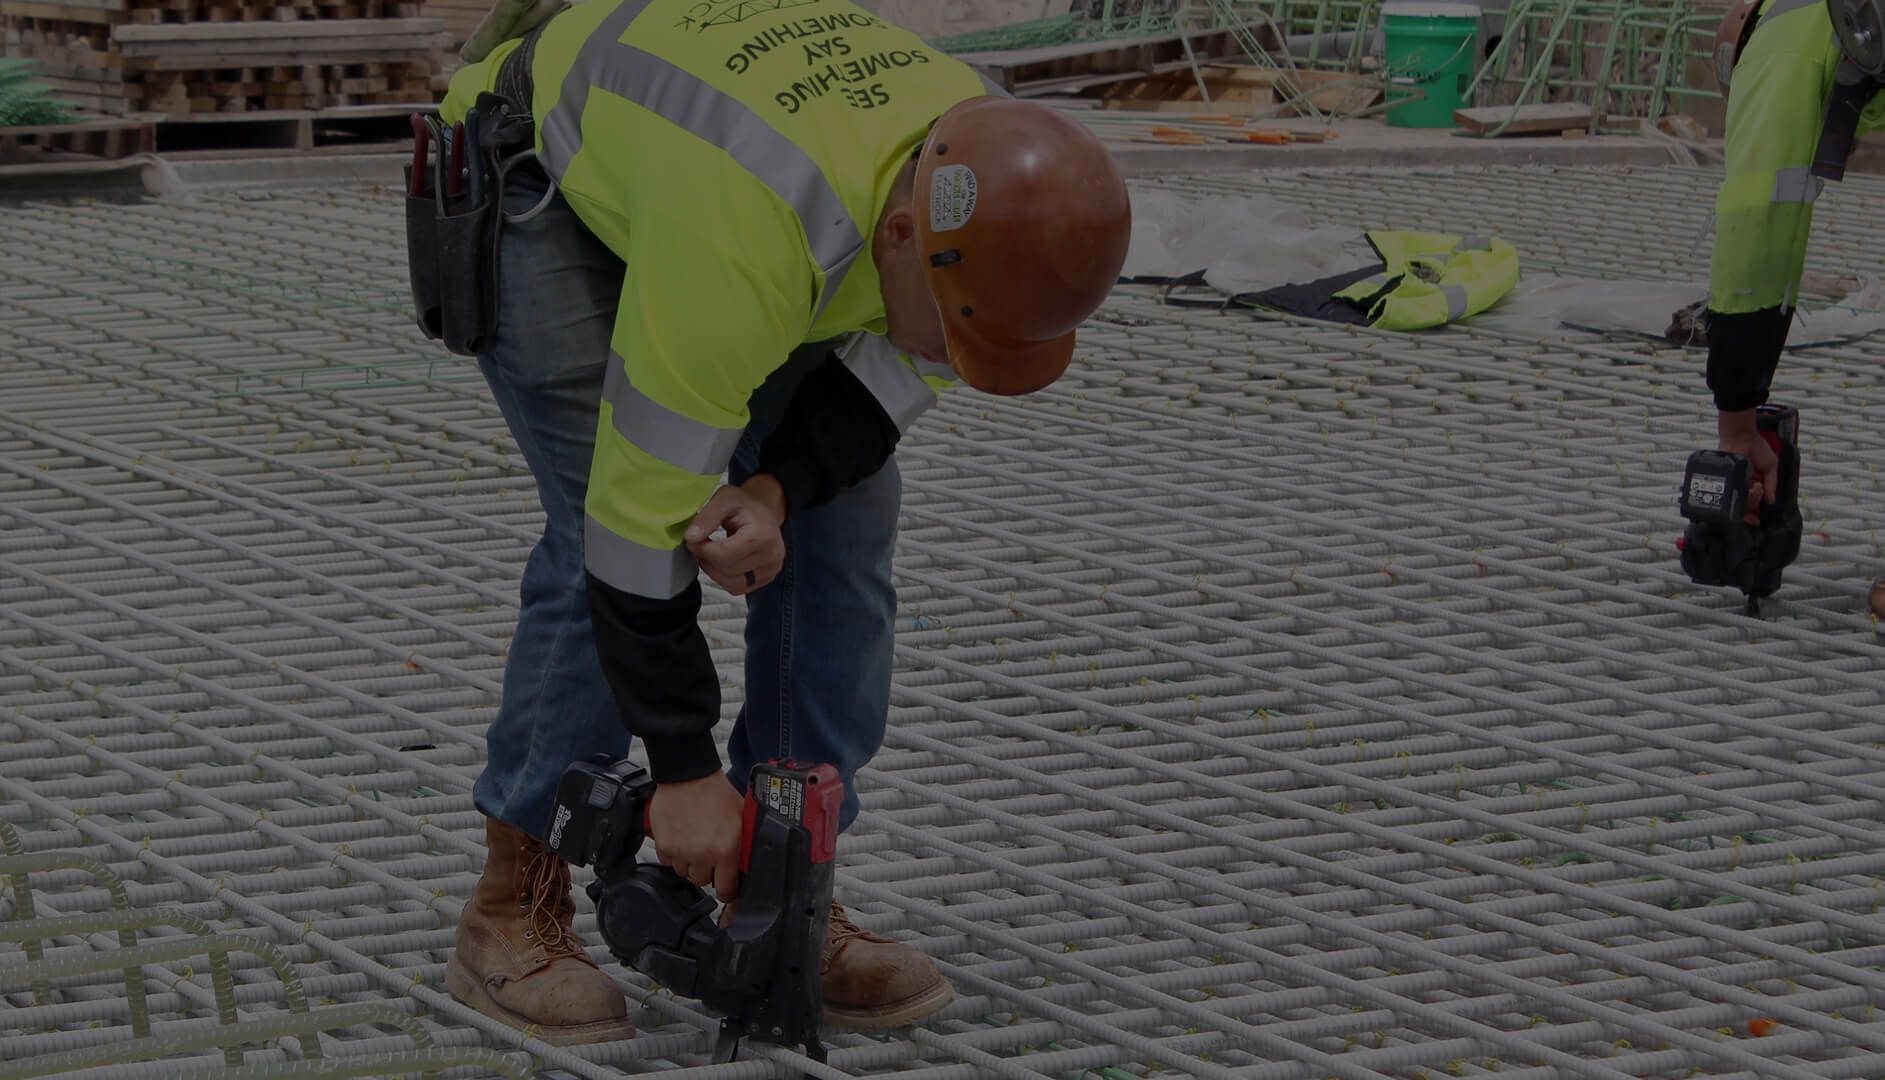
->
<box><xmin>744</xmin><ymin>569</ymin><xmax>757</xmax><ymax>588</ymax></box>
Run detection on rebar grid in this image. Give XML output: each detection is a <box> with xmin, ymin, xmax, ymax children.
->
<box><xmin>4</xmin><ymin>164</ymin><xmax>1885</xmax><ymax>1079</ymax></box>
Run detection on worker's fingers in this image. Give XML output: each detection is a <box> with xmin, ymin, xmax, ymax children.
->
<box><xmin>684</xmin><ymin>485</ymin><xmax>757</xmax><ymax>545</ymax></box>
<box><xmin>712</xmin><ymin>855</ymin><xmax>741</xmax><ymax>904</ymax></box>
<box><xmin>688</xmin><ymin>534</ymin><xmax>781</xmax><ymax>595</ymax></box>
<box><xmin>686</xmin><ymin>499</ymin><xmax>784</xmax><ymax>596</ymax></box>
<box><xmin>1744</xmin><ymin>474</ymin><xmax>1774</xmax><ymax>526</ymax></box>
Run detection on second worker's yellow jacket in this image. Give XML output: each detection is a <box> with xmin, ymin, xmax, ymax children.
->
<box><xmin>1710</xmin><ymin>0</ymin><xmax>1885</xmax><ymax>316</ymax></box>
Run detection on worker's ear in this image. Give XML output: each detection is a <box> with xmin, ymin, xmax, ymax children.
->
<box><xmin>877</xmin><ymin>202</ymin><xmax>917</xmax><ymax>255</ymax></box>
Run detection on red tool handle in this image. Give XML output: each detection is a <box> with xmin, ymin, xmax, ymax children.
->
<box><xmin>407</xmin><ymin>113</ymin><xmax>428</xmax><ymax>198</ymax></box>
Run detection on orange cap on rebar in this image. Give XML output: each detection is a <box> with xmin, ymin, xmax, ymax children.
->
<box><xmin>914</xmin><ymin>97</ymin><xmax>1132</xmax><ymax>396</ymax></box>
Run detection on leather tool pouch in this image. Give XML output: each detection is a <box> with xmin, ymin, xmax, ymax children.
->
<box><xmin>404</xmin><ymin>92</ymin><xmax>534</xmax><ymax>357</ymax></box>
<box><xmin>404</xmin><ymin>161</ymin><xmax>445</xmax><ymax>342</ymax></box>
<box><xmin>433</xmin><ymin>180</ymin><xmax>499</xmax><ymax>357</ymax></box>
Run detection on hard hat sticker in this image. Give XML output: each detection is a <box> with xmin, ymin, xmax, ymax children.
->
<box><xmin>929</xmin><ymin>164</ymin><xmax>977</xmax><ymax>233</ymax></box>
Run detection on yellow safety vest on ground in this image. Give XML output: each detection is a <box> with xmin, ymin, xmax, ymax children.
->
<box><xmin>1333</xmin><ymin>231</ymin><xmax>1519</xmax><ymax>330</ymax></box>
<box><xmin>1710</xmin><ymin>0</ymin><xmax>1885</xmax><ymax>315</ymax></box>
<box><xmin>441</xmin><ymin>0</ymin><xmax>987</xmax><ymax>600</ymax></box>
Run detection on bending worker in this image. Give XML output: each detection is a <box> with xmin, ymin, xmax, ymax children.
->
<box><xmin>1705</xmin><ymin>0</ymin><xmax>1884</xmax><ymax>609</ymax></box>
<box><xmin>435</xmin><ymin>0</ymin><xmax>1132</xmax><ymax>1046</ymax></box>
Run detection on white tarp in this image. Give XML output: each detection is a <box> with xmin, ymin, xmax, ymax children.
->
<box><xmin>1468</xmin><ymin>274</ymin><xmax>1885</xmax><ymax>347</ymax></box>
<box><xmin>1123</xmin><ymin>188</ymin><xmax>1885</xmax><ymax>347</ymax></box>
<box><xmin>1122</xmin><ymin>188</ymin><xmax>1374</xmax><ymax>295</ymax></box>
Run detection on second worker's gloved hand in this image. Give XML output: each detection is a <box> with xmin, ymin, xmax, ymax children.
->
<box><xmin>684</xmin><ymin>475</ymin><xmax>787</xmax><ymax>596</ymax></box>
<box><xmin>648</xmin><ymin>772</ymin><xmax>745</xmax><ymax>903</ymax></box>
<box><xmin>1717</xmin><ymin>409</ymin><xmax>1780</xmax><ymax>525</ymax></box>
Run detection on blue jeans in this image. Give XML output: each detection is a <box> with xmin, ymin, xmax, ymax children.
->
<box><xmin>472</xmin><ymin>161</ymin><xmax>898</xmax><ymax>838</ymax></box>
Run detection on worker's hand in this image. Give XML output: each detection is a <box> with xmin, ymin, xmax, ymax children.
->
<box><xmin>647</xmin><ymin>772</ymin><xmax>745</xmax><ymax>903</ymax></box>
<box><xmin>1718</xmin><ymin>409</ymin><xmax>1779</xmax><ymax>525</ymax></box>
<box><xmin>684</xmin><ymin>476</ymin><xmax>787</xmax><ymax>596</ymax></box>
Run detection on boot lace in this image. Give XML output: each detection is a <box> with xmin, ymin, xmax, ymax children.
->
<box><xmin>518</xmin><ymin>842</ymin><xmax>581</xmax><ymax>959</ymax></box>
<box><xmin>824</xmin><ymin>902</ymin><xmax>891</xmax><ymax>967</ymax></box>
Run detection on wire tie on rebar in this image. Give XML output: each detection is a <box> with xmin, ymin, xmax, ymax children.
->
<box><xmin>1730</xmin><ymin>834</ymin><xmax>1743</xmax><ymax>871</ymax></box>
<box><xmin>1300</xmin><ymin>719</ymin><xmax>1316</xmax><ymax>750</ymax></box>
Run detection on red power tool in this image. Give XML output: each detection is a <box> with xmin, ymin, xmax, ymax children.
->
<box><xmin>547</xmin><ymin>756</ymin><xmax>840</xmax><ymax>1064</ymax></box>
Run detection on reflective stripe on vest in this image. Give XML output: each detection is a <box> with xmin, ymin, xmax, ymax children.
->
<box><xmin>584</xmin><ymin>514</ymin><xmax>698</xmax><ymax>598</ymax></box>
<box><xmin>841</xmin><ymin>334</ymin><xmax>943</xmax><ymax>434</ymax></box>
<box><xmin>603</xmin><ymin>357</ymin><xmax>745</xmax><ymax>475</ymax></box>
<box><xmin>1441</xmin><ymin>284</ymin><xmax>1470</xmax><ymax>320</ymax></box>
<box><xmin>538</xmin><ymin>0</ymin><xmax>867</xmax><ymax>321</ymax></box>
<box><xmin>1771</xmin><ymin>165</ymin><xmax>1823</xmax><ymax>203</ymax></box>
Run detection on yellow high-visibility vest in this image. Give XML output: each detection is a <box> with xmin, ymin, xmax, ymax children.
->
<box><xmin>1710</xmin><ymin>0</ymin><xmax>1885</xmax><ymax>315</ymax></box>
<box><xmin>1333</xmin><ymin>231</ymin><xmax>1519</xmax><ymax>330</ymax></box>
<box><xmin>442</xmin><ymin>0</ymin><xmax>987</xmax><ymax>599</ymax></box>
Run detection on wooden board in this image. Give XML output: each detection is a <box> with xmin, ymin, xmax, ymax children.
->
<box><xmin>0</xmin><ymin>0</ymin><xmax>129</xmax><ymax>22</ymax></box>
<box><xmin>1087</xmin><ymin>64</ymin><xmax>1380</xmax><ymax>119</ymax></box>
<box><xmin>952</xmin><ymin>22</ymin><xmax>1282</xmax><ymax>94</ymax></box>
<box><xmin>112</xmin><ymin>13</ymin><xmax>438</xmax><ymax>39</ymax></box>
<box><xmin>1453</xmin><ymin>102</ymin><xmax>1596</xmax><ymax>136</ymax></box>
<box><xmin>129</xmin><ymin>46</ymin><xmax>445</xmax><ymax>68</ymax></box>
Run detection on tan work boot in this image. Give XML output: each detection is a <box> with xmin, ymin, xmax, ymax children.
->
<box><xmin>1869</xmin><ymin>578</ymin><xmax>1885</xmax><ymax>620</ymax></box>
<box><xmin>445</xmin><ymin>817</ymin><xmax>634</xmax><ymax>1046</ymax></box>
<box><xmin>821</xmin><ymin>902</ymin><xmax>955</xmax><ymax>1030</ymax></box>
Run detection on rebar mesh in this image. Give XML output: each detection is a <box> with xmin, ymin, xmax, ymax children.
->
<box><xmin>5</xmin><ymin>164</ymin><xmax>1885</xmax><ymax>1079</ymax></box>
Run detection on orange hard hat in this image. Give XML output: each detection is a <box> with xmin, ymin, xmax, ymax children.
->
<box><xmin>914</xmin><ymin>97</ymin><xmax>1132</xmax><ymax>396</ymax></box>
<box><xmin>1712</xmin><ymin>0</ymin><xmax>1764</xmax><ymax>92</ymax></box>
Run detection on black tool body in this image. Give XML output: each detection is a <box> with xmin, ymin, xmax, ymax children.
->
<box><xmin>1677</xmin><ymin>403</ymin><xmax>1802</xmax><ymax>614</ymax></box>
<box><xmin>548</xmin><ymin>756</ymin><xmax>842</xmax><ymax>1065</ymax></box>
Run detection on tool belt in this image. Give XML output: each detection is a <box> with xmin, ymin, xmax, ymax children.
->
<box><xmin>403</xmin><ymin>29</ymin><xmax>544</xmax><ymax>356</ymax></box>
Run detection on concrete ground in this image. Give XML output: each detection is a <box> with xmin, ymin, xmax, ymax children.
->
<box><xmin>4</xmin><ymin>137</ymin><xmax>1885</xmax><ymax>1080</ymax></box>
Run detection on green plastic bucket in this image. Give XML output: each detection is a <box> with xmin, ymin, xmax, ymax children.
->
<box><xmin>1381</xmin><ymin>1</ymin><xmax>1481</xmax><ymax>127</ymax></box>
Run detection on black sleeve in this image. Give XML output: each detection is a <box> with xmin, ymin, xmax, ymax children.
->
<box><xmin>1704</xmin><ymin>306</ymin><xmax>1792</xmax><ymax>412</ymax></box>
<box><xmin>756</xmin><ymin>355</ymin><xmax>903</xmax><ymax>515</ymax></box>
<box><xmin>585</xmin><ymin>575</ymin><xmax>722</xmax><ymax>784</ymax></box>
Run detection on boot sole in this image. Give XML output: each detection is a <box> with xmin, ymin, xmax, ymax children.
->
<box><xmin>445</xmin><ymin>954</ymin><xmax>636</xmax><ymax>1046</ymax></box>
<box><xmin>824</xmin><ymin>978</ymin><xmax>957</xmax><ymax>1031</ymax></box>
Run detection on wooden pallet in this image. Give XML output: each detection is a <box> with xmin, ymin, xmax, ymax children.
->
<box><xmin>419</xmin><ymin>0</ymin><xmax>478</xmax><ymax>48</ymax></box>
<box><xmin>142</xmin><ymin>100</ymin><xmax>433</xmax><ymax>149</ymax></box>
<box><xmin>3</xmin><ymin>6</ymin><xmax>450</xmax><ymax>113</ymax></box>
<box><xmin>0</xmin><ymin>115</ymin><xmax>152</xmax><ymax>158</ymax></box>
<box><xmin>951</xmin><ymin>22</ymin><xmax>1283</xmax><ymax>95</ymax></box>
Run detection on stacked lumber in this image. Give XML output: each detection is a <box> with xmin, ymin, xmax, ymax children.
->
<box><xmin>952</xmin><ymin>22</ymin><xmax>1280</xmax><ymax>96</ymax></box>
<box><xmin>948</xmin><ymin>27</ymin><xmax>1384</xmax><ymax>123</ymax></box>
<box><xmin>420</xmin><ymin>0</ymin><xmax>480</xmax><ymax>49</ymax></box>
<box><xmin>1</xmin><ymin>0</ymin><xmax>450</xmax><ymax>115</ymax></box>
<box><xmin>1084</xmin><ymin>63</ymin><xmax>1380</xmax><ymax>118</ymax></box>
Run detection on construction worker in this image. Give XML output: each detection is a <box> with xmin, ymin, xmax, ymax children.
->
<box><xmin>1704</xmin><ymin>0</ymin><xmax>1884</xmax><ymax>611</ymax></box>
<box><xmin>433</xmin><ymin>0</ymin><xmax>1132</xmax><ymax>1046</ymax></box>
